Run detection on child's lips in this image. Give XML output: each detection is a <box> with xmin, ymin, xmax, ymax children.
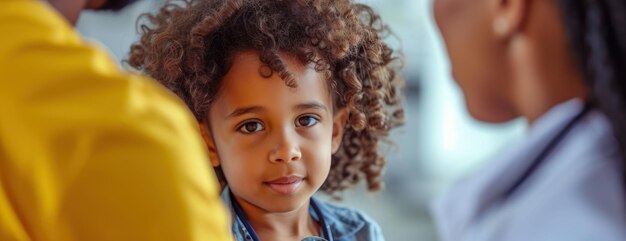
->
<box><xmin>264</xmin><ymin>175</ymin><xmax>303</xmax><ymax>195</ymax></box>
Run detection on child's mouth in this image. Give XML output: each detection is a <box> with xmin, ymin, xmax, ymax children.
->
<box><xmin>264</xmin><ymin>175</ymin><xmax>304</xmax><ymax>195</ymax></box>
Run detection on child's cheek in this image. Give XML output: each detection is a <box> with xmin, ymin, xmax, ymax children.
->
<box><xmin>300</xmin><ymin>122</ymin><xmax>333</xmax><ymax>140</ymax></box>
<box><xmin>232</xmin><ymin>132</ymin><xmax>269</xmax><ymax>149</ymax></box>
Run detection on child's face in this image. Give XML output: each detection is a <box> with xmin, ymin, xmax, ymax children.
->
<box><xmin>201</xmin><ymin>51</ymin><xmax>348</xmax><ymax>213</ymax></box>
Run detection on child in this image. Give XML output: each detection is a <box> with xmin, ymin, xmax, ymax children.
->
<box><xmin>129</xmin><ymin>0</ymin><xmax>404</xmax><ymax>240</ymax></box>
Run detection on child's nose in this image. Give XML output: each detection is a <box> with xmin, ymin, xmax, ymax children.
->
<box><xmin>268</xmin><ymin>130</ymin><xmax>302</xmax><ymax>163</ymax></box>
<box><xmin>269</xmin><ymin>148</ymin><xmax>302</xmax><ymax>163</ymax></box>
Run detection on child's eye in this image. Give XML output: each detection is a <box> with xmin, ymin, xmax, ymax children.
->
<box><xmin>296</xmin><ymin>115</ymin><xmax>319</xmax><ymax>127</ymax></box>
<box><xmin>238</xmin><ymin>121</ymin><xmax>265</xmax><ymax>134</ymax></box>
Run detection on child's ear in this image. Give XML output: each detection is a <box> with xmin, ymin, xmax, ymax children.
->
<box><xmin>331</xmin><ymin>108</ymin><xmax>349</xmax><ymax>154</ymax></box>
<box><xmin>199</xmin><ymin>123</ymin><xmax>221</xmax><ymax>167</ymax></box>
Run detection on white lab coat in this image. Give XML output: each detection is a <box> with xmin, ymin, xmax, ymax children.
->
<box><xmin>432</xmin><ymin>99</ymin><xmax>626</xmax><ymax>241</ymax></box>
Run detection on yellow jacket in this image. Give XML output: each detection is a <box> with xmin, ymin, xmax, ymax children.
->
<box><xmin>0</xmin><ymin>1</ymin><xmax>231</xmax><ymax>240</ymax></box>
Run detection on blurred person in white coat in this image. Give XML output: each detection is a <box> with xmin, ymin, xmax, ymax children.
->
<box><xmin>431</xmin><ymin>0</ymin><xmax>626</xmax><ymax>240</ymax></box>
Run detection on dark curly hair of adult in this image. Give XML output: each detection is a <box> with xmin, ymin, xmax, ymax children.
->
<box><xmin>128</xmin><ymin>0</ymin><xmax>405</xmax><ymax>195</ymax></box>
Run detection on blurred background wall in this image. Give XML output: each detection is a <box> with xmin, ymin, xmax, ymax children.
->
<box><xmin>77</xmin><ymin>1</ymin><xmax>527</xmax><ymax>240</ymax></box>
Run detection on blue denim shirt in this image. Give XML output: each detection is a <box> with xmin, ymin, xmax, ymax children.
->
<box><xmin>222</xmin><ymin>188</ymin><xmax>385</xmax><ymax>241</ymax></box>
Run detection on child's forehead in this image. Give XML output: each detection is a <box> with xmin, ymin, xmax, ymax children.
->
<box><xmin>211</xmin><ymin>51</ymin><xmax>335</xmax><ymax>115</ymax></box>
<box><xmin>222</xmin><ymin>52</ymin><xmax>328</xmax><ymax>91</ymax></box>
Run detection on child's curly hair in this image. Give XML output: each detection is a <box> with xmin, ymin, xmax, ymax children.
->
<box><xmin>128</xmin><ymin>0</ymin><xmax>404</xmax><ymax>195</ymax></box>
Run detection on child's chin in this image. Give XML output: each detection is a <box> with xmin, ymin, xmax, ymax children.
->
<box><xmin>261</xmin><ymin>196</ymin><xmax>310</xmax><ymax>213</ymax></box>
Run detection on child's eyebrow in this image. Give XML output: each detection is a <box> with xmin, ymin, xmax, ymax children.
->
<box><xmin>226</xmin><ymin>106</ymin><xmax>265</xmax><ymax>119</ymax></box>
<box><xmin>295</xmin><ymin>102</ymin><xmax>328</xmax><ymax>112</ymax></box>
<box><xmin>225</xmin><ymin>102</ymin><xmax>328</xmax><ymax>120</ymax></box>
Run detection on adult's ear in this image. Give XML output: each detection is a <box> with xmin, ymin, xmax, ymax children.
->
<box><xmin>490</xmin><ymin>0</ymin><xmax>531</xmax><ymax>39</ymax></box>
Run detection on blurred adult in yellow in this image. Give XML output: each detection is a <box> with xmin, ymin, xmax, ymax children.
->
<box><xmin>0</xmin><ymin>1</ymin><xmax>231</xmax><ymax>240</ymax></box>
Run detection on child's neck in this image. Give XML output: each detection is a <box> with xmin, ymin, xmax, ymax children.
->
<box><xmin>235</xmin><ymin>196</ymin><xmax>320</xmax><ymax>240</ymax></box>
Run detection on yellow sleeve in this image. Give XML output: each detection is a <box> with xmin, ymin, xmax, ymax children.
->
<box><xmin>0</xmin><ymin>1</ymin><xmax>231</xmax><ymax>241</ymax></box>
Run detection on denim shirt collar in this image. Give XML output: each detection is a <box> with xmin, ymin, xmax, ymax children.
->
<box><xmin>221</xmin><ymin>187</ymin><xmax>366</xmax><ymax>241</ymax></box>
